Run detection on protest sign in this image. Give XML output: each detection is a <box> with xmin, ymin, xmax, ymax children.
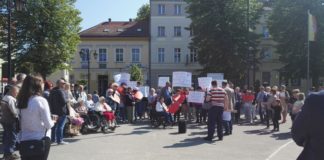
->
<box><xmin>127</xmin><ymin>81</ymin><xmax>137</xmax><ymax>89</ymax></box>
<box><xmin>139</xmin><ymin>86</ymin><xmax>150</xmax><ymax>97</ymax></box>
<box><xmin>198</xmin><ymin>77</ymin><xmax>212</xmax><ymax>90</ymax></box>
<box><xmin>207</xmin><ymin>73</ymin><xmax>224</xmax><ymax>80</ymax></box>
<box><xmin>187</xmin><ymin>91</ymin><xmax>205</xmax><ymax>104</ymax></box>
<box><xmin>172</xmin><ymin>72</ymin><xmax>192</xmax><ymax>88</ymax></box>
<box><xmin>114</xmin><ymin>73</ymin><xmax>130</xmax><ymax>84</ymax></box>
<box><xmin>158</xmin><ymin>77</ymin><xmax>170</xmax><ymax>87</ymax></box>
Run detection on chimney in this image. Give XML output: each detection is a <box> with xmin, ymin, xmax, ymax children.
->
<box><xmin>108</xmin><ymin>18</ymin><xmax>111</xmax><ymax>22</ymax></box>
<box><xmin>129</xmin><ymin>18</ymin><xmax>133</xmax><ymax>22</ymax></box>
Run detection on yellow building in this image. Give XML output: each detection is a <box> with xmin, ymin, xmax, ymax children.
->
<box><xmin>70</xmin><ymin>19</ymin><xmax>149</xmax><ymax>95</ymax></box>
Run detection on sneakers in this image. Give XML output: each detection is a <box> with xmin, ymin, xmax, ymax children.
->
<box><xmin>4</xmin><ymin>153</ymin><xmax>20</xmax><ymax>160</ymax></box>
<box><xmin>57</xmin><ymin>141</ymin><xmax>69</xmax><ymax>145</ymax></box>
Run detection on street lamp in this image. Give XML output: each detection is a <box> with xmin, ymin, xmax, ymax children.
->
<box><xmin>2</xmin><ymin>0</ymin><xmax>26</xmax><ymax>82</ymax></box>
<box><xmin>79</xmin><ymin>49</ymin><xmax>98</xmax><ymax>93</ymax></box>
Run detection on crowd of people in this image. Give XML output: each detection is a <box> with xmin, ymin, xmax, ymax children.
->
<box><xmin>0</xmin><ymin>73</ymin><xmax>323</xmax><ymax>160</ymax></box>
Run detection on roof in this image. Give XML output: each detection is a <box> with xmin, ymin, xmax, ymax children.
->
<box><xmin>79</xmin><ymin>20</ymin><xmax>149</xmax><ymax>38</ymax></box>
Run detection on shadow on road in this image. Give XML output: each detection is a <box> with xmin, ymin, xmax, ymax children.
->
<box><xmin>163</xmin><ymin>137</ymin><xmax>211</xmax><ymax>148</ymax></box>
<box><xmin>115</xmin><ymin>130</ymin><xmax>150</xmax><ymax>136</ymax></box>
<box><xmin>244</xmin><ymin>128</ymin><xmax>291</xmax><ymax>140</ymax></box>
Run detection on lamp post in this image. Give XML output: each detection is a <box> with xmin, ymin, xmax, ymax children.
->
<box><xmin>79</xmin><ymin>50</ymin><xmax>98</xmax><ymax>93</ymax></box>
<box><xmin>3</xmin><ymin>0</ymin><xmax>26</xmax><ymax>82</ymax></box>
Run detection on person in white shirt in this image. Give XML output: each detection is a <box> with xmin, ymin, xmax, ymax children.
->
<box><xmin>155</xmin><ymin>97</ymin><xmax>172</xmax><ymax>124</ymax></box>
<box><xmin>0</xmin><ymin>85</ymin><xmax>19</xmax><ymax>160</ymax></box>
<box><xmin>85</xmin><ymin>94</ymin><xmax>95</xmax><ymax>110</ymax></box>
<box><xmin>17</xmin><ymin>75</ymin><xmax>55</xmax><ymax>160</ymax></box>
<box><xmin>291</xmin><ymin>93</ymin><xmax>305</xmax><ymax>121</ymax></box>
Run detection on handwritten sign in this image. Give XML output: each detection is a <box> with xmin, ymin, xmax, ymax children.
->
<box><xmin>139</xmin><ymin>86</ymin><xmax>150</xmax><ymax>97</ymax></box>
<box><xmin>207</xmin><ymin>73</ymin><xmax>224</xmax><ymax>80</ymax></box>
<box><xmin>172</xmin><ymin>72</ymin><xmax>192</xmax><ymax>88</ymax></box>
<box><xmin>114</xmin><ymin>73</ymin><xmax>130</xmax><ymax>84</ymax></box>
<box><xmin>187</xmin><ymin>91</ymin><xmax>205</xmax><ymax>104</ymax></box>
<box><xmin>158</xmin><ymin>77</ymin><xmax>170</xmax><ymax>87</ymax></box>
<box><xmin>198</xmin><ymin>77</ymin><xmax>212</xmax><ymax>90</ymax></box>
<box><xmin>127</xmin><ymin>81</ymin><xmax>137</xmax><ymax>89</ymax></box>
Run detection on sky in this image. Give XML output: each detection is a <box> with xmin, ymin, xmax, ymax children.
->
<box><xmin>75</xmin><ymin>0</ymin><xmax>149</xmax><ymax>31</ymax></box>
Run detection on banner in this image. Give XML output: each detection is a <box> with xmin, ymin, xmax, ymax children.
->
<box><xmin>207</xmin><ymin>73</ymin><xmax>224</xmax><ymax>80</ymax></box>
<box><xmin>172</xmin><ymin>72</ymin><xmax>192</xmax><ymax>88</ymax></box>
<box><xmin>198</xmin><ymin>77</ymin><xmax>212</xmax><ymax>90</ymax></box>
<box><xmin>187</xmin><ymin>91</ymin><xmax>205</xmax><ymax>104</ymax></box>
<box><xmin>114</xmin><ymin>73</ymin><xmax>130</xmax><ymax>84</ymax></box>
<box><xmin>158</xmin><ymin>77</ymin><xmax>170</xmax><ymax>87</ymax></box>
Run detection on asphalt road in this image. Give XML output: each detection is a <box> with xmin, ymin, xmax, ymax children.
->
<box><xmin>44</xmin><ymin>119</ymin><xmax>302</xmax><ymax>160</ymax></box>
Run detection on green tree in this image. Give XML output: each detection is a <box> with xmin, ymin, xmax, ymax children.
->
<box><xmin>268</xmin><ymin>0</ymin><xmax>324</xmax><ymax>87</ymax></box>
<box><xmin>186</xmin><ymin>0</ymin><xmax>262</xmax><ymax>84</ymax></box>
<box><xmin>13</xmin><ymin>0</ymin><xmax>82</xmax><ymax>79</ymax></box>
<box><xmin>130</xmin><ymin>64</ymin><xmax>144</xmax><ymax>83</ymax></box>
<box><xmin>135</xmin><ymin>4</ymin><xmax>150</xmax><ymax>21</ymax></box>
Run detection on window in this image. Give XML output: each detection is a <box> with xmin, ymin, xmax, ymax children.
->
<box><xmin>190</xmin><ymin>49</ymin><xmax>198</xmax><ymax>63</ymax></box>
<box><xmin>132</xmin><ymin>48</ymin><xmax>140</xmax><ymax>62</ymax></box>
<box><xmin>158</xmin><ymin>26</ymin><xmax>166</xmax><ymax>37</ymax></box>
<box><xmin>158</xmin><ymin>4</ymin><xmax>166</xmax><ymax>15</ymax></box>
<box><xmin>174</xmin><ymin>4</ymin><xmax>181</xmax><ymax>15</ymax></box>
<box><xmin>99</xmin><ymin>64</ymin><xmax>107</xmax><ymax>69</ymax></box>
<box><xmin>158</xmin><ymin>48</ymin><xmax>165</xmax><ymax>63</ymax></box>
<box><xmin>98</xmin><ymin>48</ymin><xmax>107</xmax><ymax>62</ymax></box>
<box><xmin>80</xmin><ymin>48</ymin><xmax>89</xmax><ymax>62</ymax></box>
<box><xmin>174</xmin><ymin>48</ymin><xmax>181</xmax><ymax>63</ymax></box>
<box><xmin>174</xmin><ymin>26</ymin><xmax>181</xmax><ymax>37</ymax></box>
<box><xmin>115</xmin><ymin>48</ymin><xmax>124</xmax><ymax>62</ymax></box>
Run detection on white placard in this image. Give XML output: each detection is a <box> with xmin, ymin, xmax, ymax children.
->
<box><xmin>187</xmin><ymin>91</ymin><xmax>205</xmax><ymax>104</ymax></box>
<box><xmin>127</xmin><ymin>81</ymin><xmax>137</xmax><ymax>89</ymax></box>
<box><xmin>207</xmin><ymin>73</ymin><xmax>224</xmax><ymax>80</ymax></box>
<box><xmin>172</xmin><ymin>72</ymin><xmax>192</xmax><ymax>88</ymax></box>
<box><xmin>114</xmin><ymin>73</ymin><xmax>130</xmax><ymax>84</ymax></box>
<box><xmin>139</xmin><ymin>86</ymin><xmax>150</xmax><ymax>97</ymax></box>
<box><xmin>158</xmin><ymin>77</ymin><xmax>170</xmax><ymax>87</ymax></box>
<box><xmin>198</xmin><ymin>77</ymin><xmax>212</xmax><ymax>90</ymax></box>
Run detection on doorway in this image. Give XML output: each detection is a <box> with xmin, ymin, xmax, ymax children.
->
<box><xmin>98</xmin><ymin>75</ymin><xmax>109</xmax><ymax>96</ymax></box>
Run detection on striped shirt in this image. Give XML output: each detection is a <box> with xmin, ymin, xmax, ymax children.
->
<box><xmin>207</xmin><ymin>87</ymin><xmax>227</xmax><ymax>107</ymax></box>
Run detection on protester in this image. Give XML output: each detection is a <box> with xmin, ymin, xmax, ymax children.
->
<box><xmin>155</xmin><ymin>97</ymin><xmax>173</xmax><ymax>124</ymax></box>
<box><xmin>17</xmin><ymin>75</ymin><xmax>55</xmax><ymax>160</ymax></box>
<box><xmin>125</xmin><ymin>87</ymin><xmax>135</xmax><ymax>123</ymax></box>
<box><xmin>0</xmin><ymin>85</ymin><xmax>19</xmax><ymax>160</ymax></box>
<box><xmin>204</xmin><ymin>81</ymin><xmax>228</xmax><ymax>141</ymax></box>
<box><xmin>279</xmin><ymin>85</ymin><xmax>290</xmax><ymax>123</ymax></box>
<box><xmin>133</xmin><ymin>87</ymin><xmax>144</xmax><ymax>121</ymax></box>
<box><xmin>160</xmin><ymin>82</ymin><xmax>172</xmax><ymax>106</ymax></box>
<box><xmin>242</xmin><ymin>89</ymin><xmax>255</xmax><ymax>124</ymax></box>
<box><xmin>263</xmin><ymin>86</ymin><xmax>273</xmax><ymax>129</ymax></box>
<box><xmin>147</xmin><ymin>88</ymin><xmax>157</xmax><ymax>120</ymax></box>
<box><xmin>194</xmin><ymin>87</ymin><xmax>205</xmax><ymax>124</ymax></box>
<box><xmin>92</xmin><ymin>91</ymin><xmax>100</xmax><ymax>103</ymax></box>
<box><xmin>271</xmin><ymin>97</ymin><xmax>282</xmax><ymax>132</ymax></box>
<box><xmin>15</xmin><ymin>73</ymin><xmax>27</xmax><ymax>89</ymax></box>
<box><xmin>43</xmin><ymin>81</ymin><xmax>53</xmax><ymax>101</ymax></box>
<box><xmin>106</xmin><ymin>88</ymin><xmax>118</xmax><ymax>112</ymax></box>
<box><xmin>256</xmin><ymin>86</ymin><xmax>266</xmax><ymax>123</ymax></box>
<box><xmin>222</xmin><ymin>81</ymin><xmax>234</xmax><ymax>133</ymax></box>
<box><xmin>85</xmin><ymin>94</ymin><xmax>95</xmax><ymax>110</ymax></box>
<box><xmin>234</xmin><ymin>87</ymin><xmax>242</xmax><ymax>123</ymax></box>
<box><xmin>288</xmin><ymin>89</ymin><xmax>300</xmax><ymax>121</ymax></box>
<box><xmin>97</xmin><ymin>97</ymin><xmax>116</xmax><ymax>127</ymax></box>
<box><xmin>291</xmin><ymin>93</ymin><xmax>305</xmax><ymax>122</ymax></box>
<box><xmin>78</xmin><ymin>85</ymin><xmax>87</xmax><ymax>102</ymax></box>
<box><xmin>49</xmin><ymin>79</ymin><xmax>69</xmax><ymax>145</ymax></box>
<box><xmin>292</xmin><ymin>89</ymin><xmax>324</xmax><ymax>160</ymax></box>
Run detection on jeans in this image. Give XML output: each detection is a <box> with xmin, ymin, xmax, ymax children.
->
<box><xmin>234</xmin><ymin>102</ymin><xmax>241</xmax><ymax>123</ymax></box>
<box><xmin>223</xmin><ymin>120</ymin><xmax>231</xmax><ymax>134</ymax></box>
<box><xmin>207</xmin><ymin>106</ymin><xmax>224</xmax><ymax>139</ymax></box>
<box><xmin>21</xmin><ymin>137</ymin><xmax>51</xmax><ymax>160</ymax></box>
<box><xmin>51</xmin><ymin>115</ymin><xmax>67</xmax><ymax>143</ymax></box>
<box><xmin>265</xmin><ymin>109</ymin><xmax>273</xmax><ymax>128</ymax></box>
<box><xmin>1</xmin><ymin>122</ymin><xmax>18</xmax><ymax>156</ymax></box>
<box><xmin>126</xmin><ymin>106</ymin><xmax>134</xmax><ymax>123</ymax></box>
<box><xmin>244</xmin><ymin>103</ymin><xmax>254</xmax><ymax>123</ymax></box>
<box><xmin>258</xmin><ymin>103</ymin><xmax>265</xmax><ymax>123</ymax></box>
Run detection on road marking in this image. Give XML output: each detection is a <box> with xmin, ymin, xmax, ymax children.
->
<box><xmin>265</xmin><ymin>140</ymin><xmax>294</xmax><ymax>160</ymax></box>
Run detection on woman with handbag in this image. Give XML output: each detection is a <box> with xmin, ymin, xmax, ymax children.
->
<box><xmin>17</xmin><ymin>75</ymin><xmax>55</xmax><ymax>160</ymax></box>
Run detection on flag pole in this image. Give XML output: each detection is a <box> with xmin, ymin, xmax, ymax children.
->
<box><xmin>307</xmin><ymin>10</ymin><xmax>310</xmax><ymax>93</ymax></box>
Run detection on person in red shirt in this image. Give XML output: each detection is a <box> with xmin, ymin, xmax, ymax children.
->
<box><xmin>242</xmin><ymin>90</ymin><xmax>255</xmax><ymax>124</ymax></box>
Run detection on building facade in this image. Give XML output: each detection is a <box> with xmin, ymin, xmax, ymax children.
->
<box><xmin>70</xmin><ymin>20</ymin><xmax>149</xmax><ymax>95</ymax></box>
<box><xmin>150</xmin><ymin>0</ymin><xmax>202</xmax><ymax>88</ymax></box>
